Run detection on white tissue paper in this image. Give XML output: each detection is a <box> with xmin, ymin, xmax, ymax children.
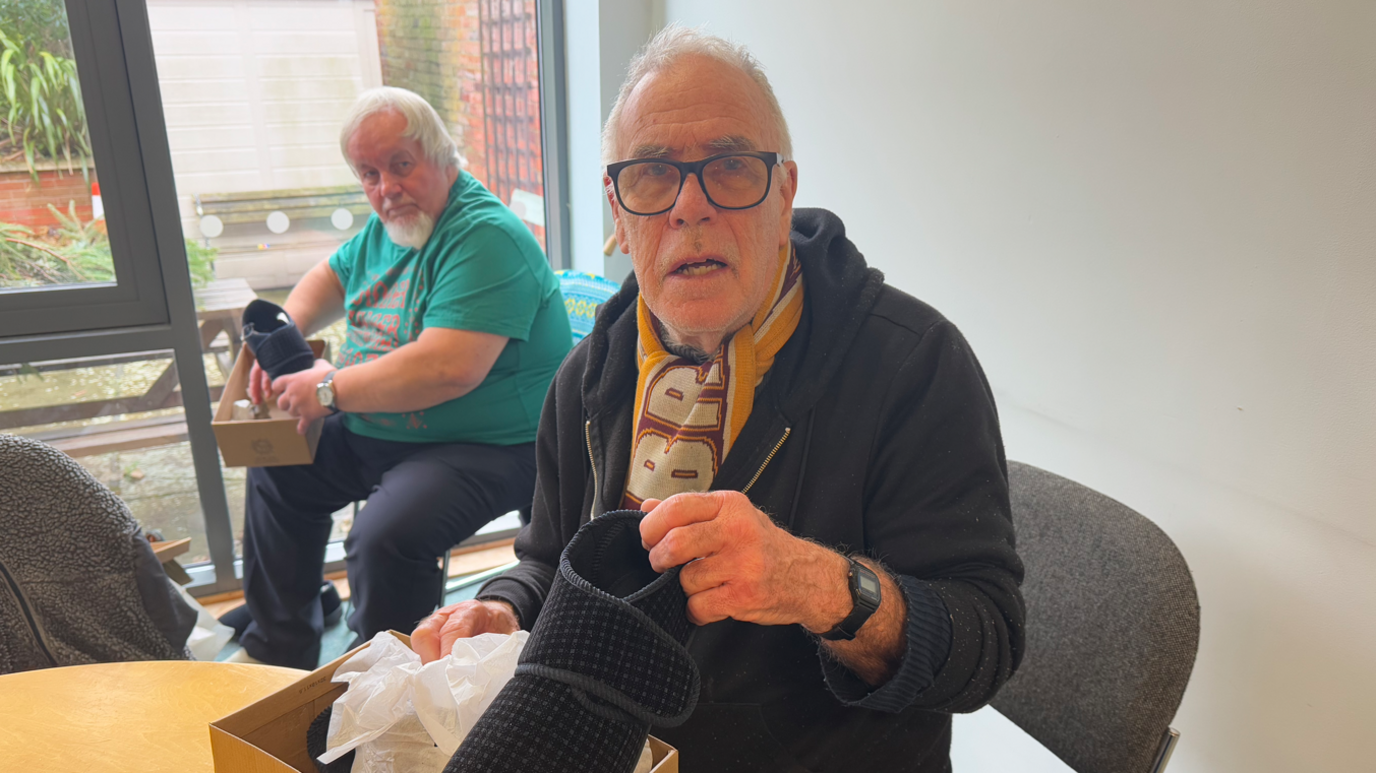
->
<box><xmin>634</xmin><ymin>738</ymin><xmax>655</xmax><ymax>773</ymax></box>
<box><xmin>318</xmin><ymin>630</ymin><xmax>529</xmax><ymax>773</ymax></box>
<box><xmin>173</xmin><ymin>581</ymin><xmax>234</xmax><ymax>661</ymax></box>
<box><xmin>318</xmin><ymin>629</ymin><xmax>657</xmax><ymax>772</ymax></box>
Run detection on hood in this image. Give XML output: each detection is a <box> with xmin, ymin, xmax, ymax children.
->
<box><xmin>579</xmin><ymin>208</ymin><xmax>886</xmax><ymax>422</ymax></box>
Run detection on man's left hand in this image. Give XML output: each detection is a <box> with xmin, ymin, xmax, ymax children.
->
<box><xmin>271</xmin><ymin>359</ymin><xmax>337</xmax><ymax>434</ymax></box>
<box><xmin>639</xmin><ymin>491</ymin><xmax>853</xmax><ymax>631</ymax></box>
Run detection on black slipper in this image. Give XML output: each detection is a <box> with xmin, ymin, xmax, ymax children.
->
<box><xmin>443</xmin><ymin>510</ymin><xmax>698</xmax><ymax>773</ymax></box>
<box><xmin>217</xmin><ymin>603</ymin><xmax>252</xmax><ymax>639</ymax></box>
<box><xmin>242</xmin><ymin>299</ymin><xmax>315</xmax><ymax>379</ymax></box>
<box><xmin>218</xmin><ymin>582</ymin><xmax>342</xmax><ymax>639</ymax></box>
<box><xmin>306</xmin><ymin>705</ymin><xmax>355</xmax><ymax>773</ymax></box>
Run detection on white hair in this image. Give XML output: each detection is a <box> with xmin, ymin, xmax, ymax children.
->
<box><xmin>339</xmin><ymin>86</ymin><xmax>464</xmax><ymax>174</ymax></box>
<box><xmin>601</xmin><ymin>24</ymin><xmax>794</xmax><ymax>165</ymax></box>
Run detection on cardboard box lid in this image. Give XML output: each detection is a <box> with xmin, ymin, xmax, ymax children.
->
<box><xmin>210</xmin><ymin>633</ymin><xmax>679</xmax><ymax>773</ymax></box>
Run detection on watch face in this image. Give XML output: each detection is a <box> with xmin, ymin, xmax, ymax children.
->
<box><xmin>856</xmin><ymin>569</ymin><xmax>881</xmax><ymax>604</ymax></box>
<box><xmin>316</xmin><ymin>385</ymin><xmax>333</xmax><ymax>407</ymax></box>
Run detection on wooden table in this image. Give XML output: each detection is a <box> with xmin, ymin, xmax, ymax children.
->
<box><xmin>193</xmin><ymin>277</ymin><xmax>259</xmax><ymax>376</ymax></box>
<box><xmin>0</xmin><ymin>660</ymin><xmax>305</xmax><ymax>772</ymax></box>
<box><xmin>0</xmin><ymin>278</ymin><xmax>258</xmax><ymax>457</ymax></box>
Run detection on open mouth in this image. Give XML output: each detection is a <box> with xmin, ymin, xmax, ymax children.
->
<box><xmin>672</xmin><ymin>258</ymin><xmax>726</xmax><ymax>277</ymax></box>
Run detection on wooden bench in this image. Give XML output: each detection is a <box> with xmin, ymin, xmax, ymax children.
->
<box><xmin>3</xmin><ymin>279</ymin><xmax>258</xmax><ymax>458</ymax></box>
<box><xmin>149</xmin><ymin>536</ymin><xmax>193</xmax><ymax>584</ymax></box>
<box><xmin>195</xmin><ymin>185</ymin><xmax>371</xmax><ymax>233</ymax></box>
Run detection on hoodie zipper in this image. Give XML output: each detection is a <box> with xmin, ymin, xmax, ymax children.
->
<box><xmin>585</xmin><ymin>420</ymin><xmax>601</xmax><ymax>518</ymax></box>
<box><xmin>740</xmin><ymin>427</ymin><xmax>791</xmax><ymax>495</ymax></box>
<box><xmin>0</xmin><ymin>558</ymin><xmax>58</xmax><ymax>667</ymax></box>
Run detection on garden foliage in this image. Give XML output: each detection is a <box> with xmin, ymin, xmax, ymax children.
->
<box><xmin>0</xmin><ymin>0</ymin><xmax>88</xmax><ymax>181</ymax></box>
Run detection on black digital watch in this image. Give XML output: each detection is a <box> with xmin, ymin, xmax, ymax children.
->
<box><xmin>819</xmin><ymin>558</ymin><xmax>882</xmax><ymax>641</ymax></box>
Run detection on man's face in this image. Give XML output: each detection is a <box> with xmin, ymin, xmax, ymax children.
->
<box><xmin>347</xmin><ymin>110</ymin><xmax>458</xmax><ymax>244</ymax></box>
<box><xmin>607</xmin><ymin>55</ymin><xmax>798</xmax><ymax>352</ymax></box>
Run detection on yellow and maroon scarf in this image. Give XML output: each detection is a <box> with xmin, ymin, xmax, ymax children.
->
<box><xmin>621</xmin><ymin>245</ymin><xmax>805</xmax><ymax>509</ymax></box>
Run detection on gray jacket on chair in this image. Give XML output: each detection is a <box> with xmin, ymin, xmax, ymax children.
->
<box><xmin>0</xmin><ymin>434</ymin><xmax>195</xmax><ymax>674</ymax></box>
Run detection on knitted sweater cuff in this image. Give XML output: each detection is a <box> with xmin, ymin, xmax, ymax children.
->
<box><xmin>819</xmin><ymin>574</ymin><xmax>953</xmax><ymax>713</ymax></box>
<box><xmin>476</xmin><ymin>575</ymin><xmax>547</xmax><ymax>630</ymax></box>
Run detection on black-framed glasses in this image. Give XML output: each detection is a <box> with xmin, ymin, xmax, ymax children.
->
<box><xmin>606</xmin><ymin>151</ymin><xmax>784</xmax><ymax>216</ymax></box>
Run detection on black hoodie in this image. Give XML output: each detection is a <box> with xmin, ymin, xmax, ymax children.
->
<box><xmin>479</xmin><ymin>209</ymin><xmax>1024</xmax><ymax>772</ymax></box>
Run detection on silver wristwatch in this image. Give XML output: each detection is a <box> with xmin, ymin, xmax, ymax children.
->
<box><xmin>316</xmin><ymin>369</ymin><xmax>340</xmax><ymax>413</ymax></box>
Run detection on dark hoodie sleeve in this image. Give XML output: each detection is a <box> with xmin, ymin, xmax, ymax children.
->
<box><xmin>130</xmin><ymin>533</ymin><xmax>196</xmax><ymax>656</ymax></box>
<box><xmin>819</xmin><ymin>574</ymin><xmax>952</xmax><ymax>711</ymax></box>
<box><xmin>475</xmin><ymin>360</ymin><xmax>566</xmax><ymax>628</ymax></box>
<box><xmin>849</xmin><ymin>318</ymin><xmax>1025</xmax><ymax>713</ymax></box>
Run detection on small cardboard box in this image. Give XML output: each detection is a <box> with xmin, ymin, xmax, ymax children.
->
<box><xmin>210</xmin><ymin>633</ymin><xmax>679</xmax><ymax>772</ymax></box>
<box><xmin>212</xmin><ymin>340</ymin><xmax>328</xmax><ymax>467</ymax></box>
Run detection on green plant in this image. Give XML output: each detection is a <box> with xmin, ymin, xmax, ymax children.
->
<box><xmin>0</xmin><ymin>218</ymin><xmax>32</xmax><ymax>276</ymax></box>
<box><xmin>0</xmin><ymin>0</ymin><xmax>70</xmax><ymax>54</ymax></box>
<box><xmin>45</xmin><ymin>199</ymin><xmax>112</xmax><ymax>280</ymax></box>
<box><xmin>0</xmin><ymin>27</ymin><xmax>89</xmax><ymax>181</ymax></box>
<box><xmin>0</xmin><ymin>203</ymin><xmax>216</xmax><ymax>290</ymax></box>
<box><xmin>0</xmin><ymin>218</ymin><xmax>77</xmax><ymax>286</ymax></box>
<box><xmin>183</xmin><ymin>236</ymin><xmax>217</xmax><ymax>288</ymax></box>
<box><xmin>12</xmin><ymin>362</ymin><xmax>42</xmax><ymax>381</ymax></box>
<box><xmin>0</xmin><ymin>203</ymin><xmax>109</xmax><ymax>285</ymax></box>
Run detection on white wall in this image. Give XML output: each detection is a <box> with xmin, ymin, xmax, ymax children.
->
<box><xmin>565</xmin><ymin>0</ymin><xmax>658</xmax><ymax>279</ymax></box>
<box><xmin>564</xmin><ymin>0</ymin><xmax>608</xmax><ymax>275</ymax></box>
<box><xmin>149</xmin><ymin>0</ymin><xmax>379</xmax><ymax>197</ymax></box>
<box><xmin>147</xmin><ymin>0</ymin><xmax>381</xmax><ymax>288</ymax></box>
<box><xmin>658</xmin><ymin>2</ymin><xmax>1375</xmax><ymax>771</ymax></box>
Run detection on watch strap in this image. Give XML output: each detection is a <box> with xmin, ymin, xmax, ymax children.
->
<box><xmin>819</xmin><ymin>558</ymin><xmax>882</xmax><ymax>641</ymax></box>
<box><xmin>318</xmin><ymin>369</ymin><xmax>340</xmax><ymax>413</ymax></box>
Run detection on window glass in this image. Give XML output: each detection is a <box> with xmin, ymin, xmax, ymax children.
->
<box><xmin>0</xmin><ymin>0</ymin><xmax>109</xmax><ymax>290</ymax></box>
<box><xmin>0</xmin><ymin>352</ymin><xmax>213</xmax><ymax>561</ymax></box>
<box><xmin>145</xmin><ymin>0</ymin><xmax>548</xmax><ymax>557</ymax></box>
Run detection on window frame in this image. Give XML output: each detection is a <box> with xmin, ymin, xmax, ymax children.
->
<box><xmin>537</xmin><ymin>0</ymin><xmax>572</xmax><ymax>270</ymax></box>
<box><xmin>0</xmin><ymin>0</ymin><xmax>174</xmax><ymax>336</ymax></box>
<box><xmin>1</xmin><ymin>0</ymin><xmax>572</xmax><ymax>598</ymax></box>
<box><xmin>0</xmin><ymin>0</ymin><xmax>237</xmax><ymax>592</ymax></box>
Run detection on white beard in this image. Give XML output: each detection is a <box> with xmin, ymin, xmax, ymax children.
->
<box><xmin>384</xmin><ymin>211</ymin><xmax>436</xmax><ymax>250</ymax></box>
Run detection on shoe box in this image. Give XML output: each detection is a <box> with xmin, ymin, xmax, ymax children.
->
<box><xmin>211</xmin><ymin>340</ymin><xmax>327</xmax><ymax>468</ymax></box>
<box><xmin>209</xmin><ymin>632</ymin><xmax>680</xmax><ymax>772</ymax></box>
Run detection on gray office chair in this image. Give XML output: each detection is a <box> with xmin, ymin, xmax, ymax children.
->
<box><xmin>992</xmin><ymin>461</ymin><xmax>1200</xmax><ymax>773</ymax></box>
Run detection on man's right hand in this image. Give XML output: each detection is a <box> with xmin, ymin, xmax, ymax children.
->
<box><xmin>247</xmin><ymin>360</ymin><xmax>276</xmax><ymax>406</ymax></box>
<box><xmin>411</xmin><ymin>599</ymin><xmax>520</xmax><ymax>664</ymax></box>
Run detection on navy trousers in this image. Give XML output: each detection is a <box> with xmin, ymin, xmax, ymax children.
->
<box><xmin>239</xmin><ymin>413</ymin><xmax>535</xmax><ymax>669</ymax></box>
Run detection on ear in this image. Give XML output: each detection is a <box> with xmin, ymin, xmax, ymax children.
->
<box><xmin>606</xmin><ymin>174</ymin><xmax>629</xmax><ymax>252</ymax></box>
<box><xmin>777</xmin><ymin>161</ymin><xmax>798</xmax><ymax>248</ymax></box>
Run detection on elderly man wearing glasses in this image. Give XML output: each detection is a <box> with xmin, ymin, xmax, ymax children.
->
<box><xmin>414</xmin><ymin>26</ymin><xmax>1024</xmax><ymax>773</ymax></box>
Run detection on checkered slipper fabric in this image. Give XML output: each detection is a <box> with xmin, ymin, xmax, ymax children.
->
<box><xmin>242</xmin><ymin>299</ymin><xmax>316</xmax><ymax>379</ymax></box>
<box><xmin>444</xmin><ymin>510</ymin><xmax>699</xmax><ymax>773</ymax></box>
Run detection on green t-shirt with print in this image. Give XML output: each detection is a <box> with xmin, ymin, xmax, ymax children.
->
<box><xmin>328</xmin><ymin>174</ymin><xmax>571</xmax><ymax>444</ymax></box>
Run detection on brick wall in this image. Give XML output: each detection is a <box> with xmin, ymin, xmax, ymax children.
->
<box><xmin>479</xmin><ymin>2</ymin><xmax>545</xmax><ymax>249</ymax></box>
<box><xmin>0</xmin><ymin>168</ymin><xmax>95</xmax><ymax>230</ymax></box>
<box><xmin>374</xmin><ymin>0</ymin><xmax>546</xmax><ymax>250</ymax></box>
<box><xmin>375</xmin><ymin>0</ymin><xmax>489</xmax><ymax>184</ymax></box>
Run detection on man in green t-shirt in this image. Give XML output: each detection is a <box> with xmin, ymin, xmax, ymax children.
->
<box><xmin>229</xmin><ymin>87</ymin><xmax>571</xmax><ymax>670</ymax></box>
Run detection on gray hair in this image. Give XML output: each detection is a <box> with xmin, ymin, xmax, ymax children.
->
<box><xmin>339</xmin><ymin>86</ymin><xmax>464</xmax><ymax>174</ymax></box>
<box><xmin>601</xmin><ymin>24</ymin><xmax>793</xmax><ymax>165</ymax></box>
